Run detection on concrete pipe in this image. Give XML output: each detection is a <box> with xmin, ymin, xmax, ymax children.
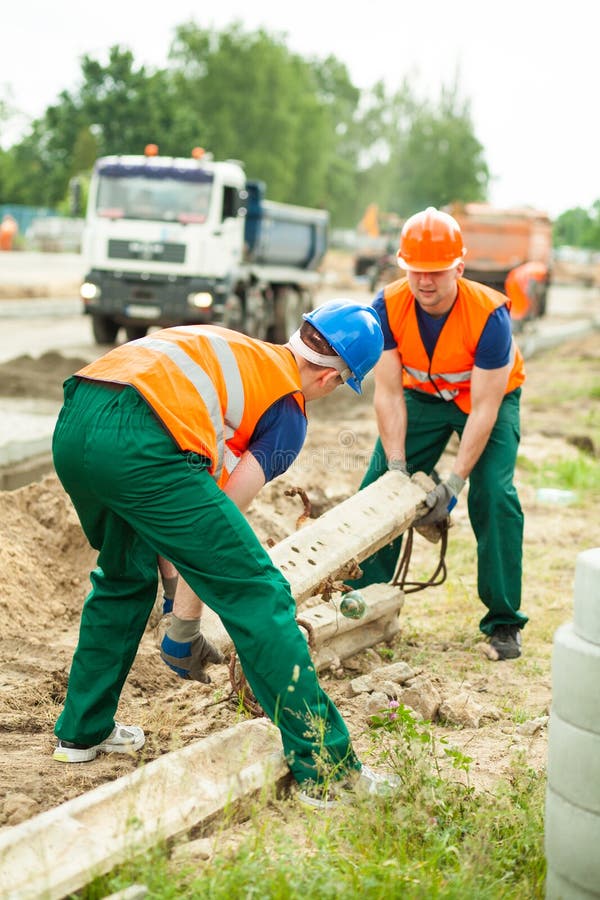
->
<box><xmin>545</xmin><ymin>548</ymin><xmax>600</xmax><ymax>900</ymax></box>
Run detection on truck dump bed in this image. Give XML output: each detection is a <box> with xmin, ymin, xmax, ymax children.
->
<box><xmin>450</xmin><ymin>203</ymin><xmax>553</xmax><ymax>293</ymax></box>
<box><xmin>244</xmin><ymin>181</ymin><xmax>328</xmax><ymax>270</ymax></box>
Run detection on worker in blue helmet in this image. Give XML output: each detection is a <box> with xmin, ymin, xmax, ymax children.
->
<box><xmin>51</xmin><ymin>297</ymin><xmax>397</xmax><ymax>808</ymax></box>
<box><xmin>297</xmin><ymin>298</ymin><xmax>384</xmax><ymax>394</ymax></box>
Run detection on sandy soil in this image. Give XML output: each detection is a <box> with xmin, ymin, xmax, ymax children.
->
<box><xmin>0</xmin><ymin>329</ymin><xmax>599</xmax><ymax>831</ymax></box>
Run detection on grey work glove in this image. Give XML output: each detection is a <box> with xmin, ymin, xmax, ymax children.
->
<box><xmin>160</xmin><ymin>614</ymin><xmax>225</xmax><ymax>684</ymax></box>
<box><xmin>387</xmin><ymin>458</ymin><xmax>409</xmax><ymax>476</ymax></box>
<box><xmin>415</xmin><ymin>473</ymin><xmax>466</xmax><ymax>526</ymax></box>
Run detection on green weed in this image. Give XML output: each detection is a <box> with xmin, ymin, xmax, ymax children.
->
<box><xmin>79</xmin><ymin>708</ymin><xmax>546</xmax><ymax>899</ymax></box>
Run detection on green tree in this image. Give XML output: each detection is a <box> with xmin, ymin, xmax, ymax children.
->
<box><xmin>167</xmin><ymin>21</ymin><xmax>362</xmax><ymax>214</ymax></box>
<box><xmin>345</xmin><ymin>78</ymin><xmax>418</xmax><ymax>224</ymax></box>
<box><xmin>553</xmin><ymin>202</ymin><xmax>600</xmax><ymax>249</ymax></box>
<box><xmin>386</xmin><ymin>82</ymin><xmax>489</xmax><ymax>216</ymax></box>
<box><xmin>0</xmin><ymin>23</ymin><xmax>492</xmax><ymax>229</ymax></box>
<box><xmin>2</xmin><ymin>47</ymin><xmax>176</xmax><ymax>205</ymax></box>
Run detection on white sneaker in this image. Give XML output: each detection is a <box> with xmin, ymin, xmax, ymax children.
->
<box><xmin>297</xmin><ymin>764</ymin><xmax>401</xmax><ymax>810</ymax></box>
<box><xmin>354</xmin><ymin>764</ymin><xmax>402</xmax><ymax>798</ymax></box>
<box><xmin>53</xmin><ymin>723</ymin><xmax>145</xmax><ymax>763</ymax></box>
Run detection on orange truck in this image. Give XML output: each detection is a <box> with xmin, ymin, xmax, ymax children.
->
<box><xmin>448</xmin><ymin>202</ymin><xmax>553</xmax><ymax>320</ymax></box>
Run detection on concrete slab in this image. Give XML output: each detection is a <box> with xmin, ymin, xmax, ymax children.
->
<box><xmin>0</xmin><ymin>400</ymin><xmax>60</xmax><ymax>465</ymax></box>
<box><xmin>0</xmin><ymin>399</ymin><xmax>61</xmax><ymax>489</ymax></box>
<box><xmin>0</xmin><ymin>719</ymin><xmax>288</xmax><ymax>900</ymax></box>
<box><xmin>0</xmin><ymin>250</ymin><xmax>84</xmax><ymax>298</ymax></box>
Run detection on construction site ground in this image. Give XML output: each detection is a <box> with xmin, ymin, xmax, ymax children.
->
<box><xmin>0</xmin><ymin>252</ymin><xmax>599</xmax><ymax>847</ymax></box>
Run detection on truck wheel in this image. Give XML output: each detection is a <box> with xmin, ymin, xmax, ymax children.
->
<box><xmin>244</xmin><ymin>286</ymin><xmax>269</xmax><ymax>340</ymax></box>
<box><xmin>221</xmin><ymin>294</ymin><xmax>244</xmax><ymax>332</ymax></box>
<box><xmin>367</xmin><ymin>264</ymin><xmax>380</xmax><ymax>292</ymax></box>
<box><xmin>270</xmin><ymin>287</ymin><xmax>304</xmax><ymax>344</ymax></box>
<box><xmin>124</xmin><ymin>325</ymin><xmax>148</xmax><ymax>342</ymax></box>
<box><xmin>92</xmin><ymin>314</ymin><xmax>119</xmax><ymax>345</ymax></box>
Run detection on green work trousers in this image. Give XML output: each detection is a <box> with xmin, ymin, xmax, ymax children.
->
<box><xmin>351</xmin><ymin>389</ymin><xmax>527</xmax><ymax>636</ymax></box>
<box><xmin>52</xmin><ymin>377</ymin><xmax>359</xmax><ymax>784</ymax></box>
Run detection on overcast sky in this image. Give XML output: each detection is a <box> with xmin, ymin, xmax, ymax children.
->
<box><xmin>2</xmin><ymin>0</ymin><xmax>597</xmax><ymax>219</ymax></box>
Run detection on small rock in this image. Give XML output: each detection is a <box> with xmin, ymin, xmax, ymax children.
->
<box><xmin>439</xmin><ymin>692</ymin><xmax>485</xmax><ymax>728</ymax></box>
<box><xmin>372</xmin><ymin>661</ymin><xmax>415</xmax><ymax>684</ymax></box>
<box><xmin>516</xmin><ymin>716</ymin><xmax>549</xmax><ymax>736</ymax></box>
<box><xmin>479</xmin><ymin>642</ymin><xmax>500</xmax><ymax>661</ymax></box>
<box><xmin>348</xmin><ymin>674</ymin><xmax>374</xmax><ymax>696</ymax></box>
<box><xmin>399</xmin><ymin>676</ymin><xmax>441</xmax><ymax>722</ymax></box>
<box><xmin>171</xmin><ymin>836</ymin><xmax>213</xmax><ymax>862</ymax></box>
<box><xmin>101</xmin><ymin>885</ymin><xmax>148</xmax><ymax>900</ymax></box>
<box><xmin>364</xmin><ymin>691</ymin><xmax>392</xmax><ymax>722</ymax></box>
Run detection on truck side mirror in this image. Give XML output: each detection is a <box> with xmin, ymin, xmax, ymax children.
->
<box><xmin>222</xmin><ymin>186</ymin><xmax>247</xmax><ymax>221</ymax></box>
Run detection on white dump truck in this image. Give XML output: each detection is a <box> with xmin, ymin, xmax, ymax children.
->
<box><xmin>80</xmin><ymin>145</ymin><xmax>329</xmax><ymax>344</ymax></box>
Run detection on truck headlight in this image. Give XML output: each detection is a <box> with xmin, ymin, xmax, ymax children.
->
<box><xmin>81</xmin><ymin>281</ymin><xmax>100</xmax><ymax>301</ymax></box>
<box><xmin>187</xmin><ymin>292</ymin><xmax>213</xmax><ymax>309</ymax></box>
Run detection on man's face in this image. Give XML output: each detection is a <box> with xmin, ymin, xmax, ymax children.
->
<box><xmin>406</xmin><ymin>262</ymin><xmax>464</xmax><ymax>316</ymax></box>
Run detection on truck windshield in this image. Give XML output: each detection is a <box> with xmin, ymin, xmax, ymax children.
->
<box><xmin>96</xmin><ymin>175</ymin><xmax>213</xmax><ymax>224</ymax></box>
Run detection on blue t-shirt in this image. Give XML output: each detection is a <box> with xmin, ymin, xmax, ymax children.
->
<box><xmin>373</xmin><ymin>289</ymin><xmax>512</xmax><ymax>369</ymax></box>
<box><xmin>247</xmin><ymin>394</ymin><xmax>307</xmax><ymax>482</ymax></box>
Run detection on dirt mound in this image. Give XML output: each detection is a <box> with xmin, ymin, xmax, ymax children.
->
<box><xmin>0</xmin><ymin>352</ymin><xmax>89</xmax><ymax>400</ymax></box>
<box><xmin>0</xmin><ymin>475</ymin><xmax>94</xmax><ymax>638</ymax></box>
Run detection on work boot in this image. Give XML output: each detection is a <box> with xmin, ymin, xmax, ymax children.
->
<box><xmin>489</xmin><ymin>625</ymin><xmax>522</xmax><ymax>660</ymax></box>
<box><xmin>297</xmin><ymin>764</ymin><xmax>401</xmax><ymax>810</ymax></box>
<box><xmin>53</xmin><ymin>723</ymin><xmax>145</xmax><ymax>763</ymax></box>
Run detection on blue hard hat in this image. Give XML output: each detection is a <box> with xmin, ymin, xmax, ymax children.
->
<box><xmin>303</xmin><ymin>299</ymin><xmax>384</xmax><ymax>394</ymax></box>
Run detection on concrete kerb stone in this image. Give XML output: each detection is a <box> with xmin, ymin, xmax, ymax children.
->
<box><xmin>0</xmin><ymin>719</ymin><xmax>289</xmax><ymax>900</ymax></box>
<box><xmin>545</xmin><ymin>547</ymin><xmax>600</xmax><ymax>899</ymax></box>
<box><xmin>200</xmin><ymin>470</ymin><xmax>422</xmax><ymax>658</ymax></box>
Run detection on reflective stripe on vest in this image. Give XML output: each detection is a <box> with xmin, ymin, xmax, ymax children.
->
<box><xmin>137</xmin><ymin>333</ymin><xmax>245</xmax><ymax>482</ymax></box>
<box><xmin>383</xmin><ymin>277</ymin><xmax>525</xmax><ymax>413</ymax></box>
<box><xmin>76</xmin><ymin>325</ymin><xmax>305</xmax><ymax>484</ymax></box>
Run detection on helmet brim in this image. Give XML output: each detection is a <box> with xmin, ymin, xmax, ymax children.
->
<box><xmin>397</xmin><ymin>255</ymin><xmax>464</xmax><ymax>273</ymax></box>
<box><xmin>346</xmin><ymin>375</ymin><xmax>362</xmax><ymax>394</ymax></box>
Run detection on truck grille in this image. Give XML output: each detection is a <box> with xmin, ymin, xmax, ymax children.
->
<box><xmin>108</xmin><ymin>239</ymin><xmax>186</xmax><ymax>264</ymax></box>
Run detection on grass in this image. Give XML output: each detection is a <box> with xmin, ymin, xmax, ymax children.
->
<box><xmin>75</xmin><ymin>706</ymin><xmax>547</xmax><ymax>899</ymax></box>
<box><xmin>520</xmin><ymin>452</ymin><xmax>600</xmax><ymax>495</ymax></box>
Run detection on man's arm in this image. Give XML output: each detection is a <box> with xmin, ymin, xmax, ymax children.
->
<box><xmin>373</xmin><ymin>348</ymin><xmax>408</xmax><ymax>467</ymax></box>
<box><xmin>453</xmin><ymin>362</ymin><xmax>512</xmax><ymax>479</ymax></box>
<box><xmin>222</xmin><ymin>450</ymin><xmax>267</xmax><ymax>512</ymax></box>
<box><xmin>171</xmin><ymin>398</ymin><xmax>303</xmax><ymax>621</ymax></box>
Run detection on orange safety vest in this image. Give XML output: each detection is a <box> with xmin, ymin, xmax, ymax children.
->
<box><xmin>77</xmin><ymin>325</ymin><xmax>306</xmax><ymax>486</ymax></box>
<box><xmin>383</xmin><ymin>277</ymin><xmax>525</xmax><ymax>414</ymax></box>
<box><xmin>505</xmin><ymin>262</ymin><xmax>548</xmax><ymax>320</ymax></box>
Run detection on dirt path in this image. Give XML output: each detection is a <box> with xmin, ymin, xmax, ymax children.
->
<box><xmin>0</xmin><ymin>329</ymin><xmax>599</xmax><ymax>830</ymax></box>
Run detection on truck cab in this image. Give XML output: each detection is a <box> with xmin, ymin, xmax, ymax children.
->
<box><xmin>80</xmin><ymin>146</ymin><xmax>328</xmax><ymax>345</ymax></box>
<box><xmin>81</xmin><ymin>147</ymin><xmax>248</xmax><ymax>343</ymax></box>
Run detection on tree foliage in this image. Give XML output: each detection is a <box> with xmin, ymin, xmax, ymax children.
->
<box><xmin>553</xmin><ymin>203</ymin><xmax>600</xmax><ymax>250</ymax></box>
<box><xmin>386</xmin><ymin>83</ymin><xmax>488</xmax><ymax>215</ymax></box>
<box><xmin>0</xmin><ymin>22</ymin><xmax>499</xmax><ymax>228</ymax></box>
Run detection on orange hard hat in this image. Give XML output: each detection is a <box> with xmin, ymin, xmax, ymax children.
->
<box><xmin>397</xmin><ymin>207</ymin><xmax>466</xmax><ymax>272</ymax></box>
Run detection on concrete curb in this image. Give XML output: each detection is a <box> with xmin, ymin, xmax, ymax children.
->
<box><xmin>0</xmin><ymin>719</ymin><xmax>289</xmax><ymax>900</ymax></box>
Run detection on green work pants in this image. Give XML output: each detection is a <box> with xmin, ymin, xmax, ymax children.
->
<box><xmin>351</xmin><ymin>389</ymin><xmax>527</xmax><ymax>636</ymax></box>
<box><xmin>52</xmin><ymin>377</ymin><xmax>359</xmax><ymax>784</ymax></box>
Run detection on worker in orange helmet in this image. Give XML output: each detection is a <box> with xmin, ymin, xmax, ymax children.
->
<box><xmin>505</xmin><ymin>260</ymin><xmax>550</xmax><ymax>324</ymax></box>
<box><xmin>0</xmin><ymin>214</ymin><xmax>18</xmax><ymax>251</ymax></box>
<box><xmin>350</xmin><ymin>207</ymin><xmax>528</xmax><ymax>661</ymax></box>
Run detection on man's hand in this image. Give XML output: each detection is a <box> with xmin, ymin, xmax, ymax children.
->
<box><xmin>415</xmin><ymin>473</ymin><xmax>465</xmax><ymax>526</ymax></box>
<box><xmin>160</xmin><ymin>615</ymin><xmax>225</xmax><ymax>684</ymax></box>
